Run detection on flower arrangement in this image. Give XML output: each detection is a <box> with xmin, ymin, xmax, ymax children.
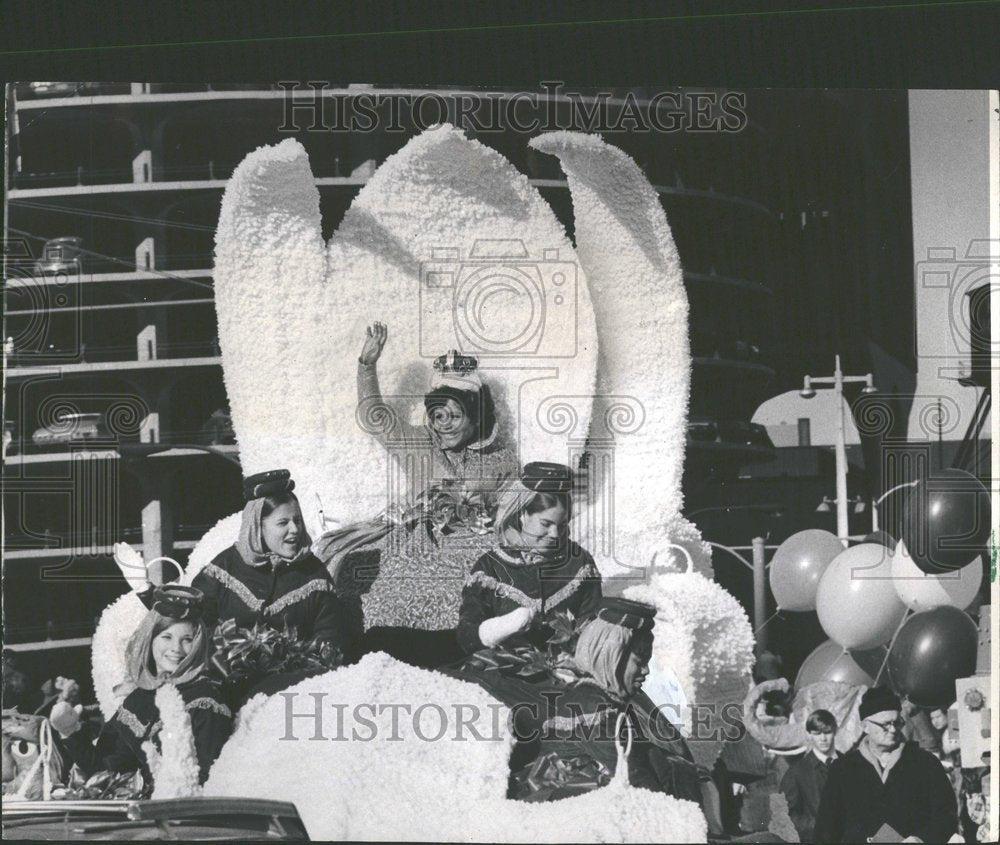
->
<box><xmin>401</xmin><ymin>480</ymin><xmax>498</xmax><ymax>542</ymax></box>
<box><xmin>209</xmin><ymin>619</ymin><xmax>343</xmax><ymax>688</ymax></box>
<box><xmin>51</xmin><ymin>768</ymin><xmax>145</xmax><ymax>801</ymax></box>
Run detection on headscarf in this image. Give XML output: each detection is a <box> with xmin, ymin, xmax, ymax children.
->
<box><xmin>573</xmin><ymin>617</ymin><xmax>634</xmax><ymax>699</ymax></box>
<box><xmin>115</xmin><ymin>608</ymin><xmax>211</xmax><ymax>696</ymax></box>
<box><xmin>234</xmin><ymin>497</ymin><xmax>313</xmax><ymax>570</ymax></box>
<box><xmin>493</xmin><ymin>462</ymin><xmax>570</xmax><ymax>563</ymax></box>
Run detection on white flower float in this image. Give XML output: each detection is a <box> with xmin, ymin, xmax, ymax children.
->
<box><xmin>89</xmin><ymin>125</ymin><xmax>755</xmax><ymax>838</ymax></box>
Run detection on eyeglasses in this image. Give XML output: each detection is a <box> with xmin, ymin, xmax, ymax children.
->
<box><xmin>867</xmin><ymin>717</ymin><xmax>904</xmax><ymax>732</ymax></box>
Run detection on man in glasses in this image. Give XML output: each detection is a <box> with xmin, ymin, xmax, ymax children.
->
<box><xmin>814</xmin><ymin>687</ymin><xmax>958</xmax><ymax>843</ymax></box>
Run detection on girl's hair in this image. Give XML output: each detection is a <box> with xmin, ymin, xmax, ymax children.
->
<box><xmin>262</xmin><ymin>490</ymin><xmax>300</xmax><ymax>518</ymax></box>
<box><xmin>424</xmin><ymin>385</ymin><xmax>497</xmax><ymax>444</ymax></box>
<box><xmin>495</xmin><ymin>488</ymin><xmax>572</xmax><ymax>539</ymax></box>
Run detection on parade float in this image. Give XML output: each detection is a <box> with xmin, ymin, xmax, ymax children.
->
<box><xmin>79</xmin><ymin>124</ymin><xmax>773</xmax><ymax>840</ymax></box>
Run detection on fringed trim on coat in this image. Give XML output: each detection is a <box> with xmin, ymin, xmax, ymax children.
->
<box><xmin>185</xmin><ymin>697</ymin><xmax>232</xmax><ymax>718</ymax></box>
<box><xmin>117</xmin><ymin>706</ymin><xmax>150</xmax><ymax>740</ymax></box>
<box><xmin>265</xmin><ymin>579</ymin><xmax>333</xmax><ymax>615</ymax></box>
<box><xmin>466</xmin><ymin>564</ymin><xmax>596</xmax><ymax>612</ymax></box>
<box><xmin>201</xmin><ymin>564</ymin><xmax>331</xmax><ymax>617</ymax></box>
<box><xmin>201</xmin><ymin>564</ymin><xmax>264</xmax><ymax>612</ymax></box>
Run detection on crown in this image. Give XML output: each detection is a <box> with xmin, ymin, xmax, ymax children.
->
<box><xmin>430</xmin><ymin>350</ymin><xmax>483</xmax><ymax>391</ymax></box>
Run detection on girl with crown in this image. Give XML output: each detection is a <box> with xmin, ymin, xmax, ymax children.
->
<box><xmin>314</xmin><ymin>322</ymin><xmax>520</xmax><ymax>667</ymax></box>
<box><xmin>50</xmin><ymin>586</ymin><xmax>232</xmax><ymax>789</ymax></box>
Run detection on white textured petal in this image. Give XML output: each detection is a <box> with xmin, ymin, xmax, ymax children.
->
<box><xmin>149</xmin><ymin>684</ymin><xmax>202</xmax><ymax>799</ymax></box>
<box><xmin>91</xmin><ymin>591</ymin><xmax>149</xmax><ymax>720</ymax></box>
<box><xmin>213</xmin><ymin>138</ymin><xmax>328</xmax><ymax>531</ymax></box>
<box><xmin>320</xmin><ymin>125</ymin><xmax>598</xmax><ymax>525</ymax></box>
<box><xmin>204</xmin><ymin>653</ymin><xmax>706</xmax><ymax>842</ymax></box>
<box><xmin>530</xmin><ymin>132</ymin><xmax>692</xmax><ymax>579</ymax></box>
<box><xmin>625</xmin><ymin>572</ymin><xmax>754</xmax><ymax>769</ymax></box>
<box><xmin>182</xmin><ymin>512</ymin><xmax>241</xmax><ymax>584</ymax></box>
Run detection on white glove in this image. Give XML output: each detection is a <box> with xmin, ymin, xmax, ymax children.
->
<box><xmin>49</xmin><ymin>700</ymin><xmax>82</xmax><ymax>738</ymax></box>
<box><xmin>479</xmin><ymin>607</ymin><xmax>536</xmax><ymax>648</ymax></box>
<box><xmin>113</xmin><ymin>542</ymin><xmax>150</xmax><ymax>593</ymax></box>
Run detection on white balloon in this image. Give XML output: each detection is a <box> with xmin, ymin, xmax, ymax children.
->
<box><xmin>891</xmin><ymin>540</ymin><xmax>982</xmax><ymax>612</ymax></box>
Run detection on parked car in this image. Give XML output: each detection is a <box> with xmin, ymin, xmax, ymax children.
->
<box><xmin>2</xmin><ymin>796</ymin><xmax>309</xmax><ymax>840</ymax></box>
<box><xmin>32</xmin><ymin>413</ymin><xmax>112</xmax><ymax>449</ymax></box>
<box><xmin>35</xmin><ymin>237</ymin><xmax>83</xmax><ymax>276</ymax></box>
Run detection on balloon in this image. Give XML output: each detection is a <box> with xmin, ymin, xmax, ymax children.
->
<box><xmin>862</xmin><ymin>529</ymin><xmax>896</xmax><ymax>550</ymax></box>
<box><xmin>816</xmin><ymin>543</ymin><xmax>908</xmax><ymax>650</ymax></box>
<box><xmin>888</xmin><ymin>606</ymin><xmax>978</xmax><ymax>708</ymax></box>
<box><xmin>795</xmin><ymin>639</ymin><xmax>888</xmax><ymax>689</ymax></box>
<box><xmin>891</xmin><ymin>541</ymin><xmax>983</xmax><ymax>612</ymax></box>
<box><xmin>899</xmin><ymin>468</ymin><xmax>992</xmax><ymax>572</ymax></box>
<box><xmin>769</xmin><ymin>529</ymin><xmax>845</xmax><ymax>611</ymax></box>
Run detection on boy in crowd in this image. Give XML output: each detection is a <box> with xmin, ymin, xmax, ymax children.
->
<box><xmin>779</xmin><ymin>708</ymin><xmax>838</xmax><ymax>842</ymax></box>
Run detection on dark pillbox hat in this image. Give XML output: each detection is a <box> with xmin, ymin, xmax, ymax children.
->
<box><xmin>243</xmin><ymin>468</ymin><xmax>295</xmax><ymax>501</ymax></box>
<box><xmin>151</xmin><ymin>585</ymin><xmax>204</xmax><ymax>621</ymax></box>
<box><xmin>859</xmin><ymin>686</ymin><xmax>902</xmax><ymax>721</ymax></box>
<box><xmin>596</xmin><ymin>597</ymin><xmax>658</xmax><ymax>633</ymax></box>
<box><xmin>521</xmin><ymin>462</ymin><xmax>573</xmax><ymax>493</ymax></box>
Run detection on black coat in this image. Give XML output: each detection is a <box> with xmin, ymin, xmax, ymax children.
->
<box><xmin>61</xmin><ymin>677</ymin><xmax>231</xmax><ymax>785</ymax></box>
<box><xmin>814</xmin><ymin>741</ymin><xmax>957</xmax><ymax>843</ymax></box>
<box><xmin>456</xmin><ymin>542</ymin><xmax>602</xmax><ymax>653</ymax></box>
<box><xmin>779</xmin><ymin>751</ymin><xmax>837</xmax><ymax>842</ymax></box>
<box><xmin>192</xmin><ymin>545</ymin><xmax>359</xmax><ymax>656</ymax></box>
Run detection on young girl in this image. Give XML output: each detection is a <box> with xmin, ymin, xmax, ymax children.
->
<box><xmin>192</xmin><ymin>469</ymin><xmax>359</xmax><ymax>657</ymax></box>
<box><xmin>51</xmin><ymin>586</ymin><xmax>231</xmax><ymax>786</ymax></box>
<box><xmin>456</xmin><ymin>462</ymin><xmax>603</xmax><ymax>653</ymax></box>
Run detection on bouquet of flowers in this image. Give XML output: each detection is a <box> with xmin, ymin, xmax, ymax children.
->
<box><xmin>51</xmin><ymin>767</ymin><xmax>147</xmax><ymax>800</ymax></box>
<box><xmin>402</xmin><ymin>480</ymin><xmax>498</xmax><ymax>543</ymax></box>
<box><xmin>462</xmin><ymin>610</ymin><xmax>591</xmax><ymax>686</ymax></box>
<box><xmin>209</xmin><ymin>619</ymin><xmax>343</xmax><ymax>686</ymax></box>
<box><xmin>510</xmin><ymin>750</ymin><xmax>612</xmax><ymax>802</ymax></box>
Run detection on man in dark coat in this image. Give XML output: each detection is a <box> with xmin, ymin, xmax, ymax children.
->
<box><xmin>780</xmin><ymin>708</ymin><xmax>839</xmax><ymax>842</ymax></box>
<box><xmin>814</xmin><ymin>687</ymin><xmax>957</xmax><ymax>843</ymax></box>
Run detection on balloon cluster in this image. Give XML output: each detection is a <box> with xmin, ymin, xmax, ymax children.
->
<box><xmin>767</xmin><ymin>469</ymin><xmax>989</xmax><ymax>709</ymax></box>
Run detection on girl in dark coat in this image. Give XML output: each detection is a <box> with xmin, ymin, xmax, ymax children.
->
<box><xmin>192</xmin><ymin>470</ymin><xmax>359</xmax><ymax>658</ymax></box>
<box><xmin>52</xmin><ymin>586</ymin><xmax>231</xmax><ymax>788</ymax></box>
<box><xmin>457</xmin><ymin>462</ymin><xmax>603</xmax><ymax>654</ymax></box>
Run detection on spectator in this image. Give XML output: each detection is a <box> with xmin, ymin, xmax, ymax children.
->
<box><xmin>780</xmin><ymin>708</ymin><xmax>839</xmax><ymax>842</ymax></box>
<box><xmin>814</xmin><ymin>687</ymin><xmax>958</xmax><ymax>843</ymax></box>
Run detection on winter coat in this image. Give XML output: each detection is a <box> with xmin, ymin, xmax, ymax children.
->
<box><xmin>779</xmin><ymin>750</ymin><xmax>838</xmax><ymax>842</ymax></box>
<box><xmin>814</xmin><ymin>740</ymin><xmax>958</xmax><ymax>843</ymax></box>
<box><xmin>192</xmin><ymin>545</ymin><xmax>359</xmax><ymax>657</ymax></box>
<box><xmin>60</xmin><ymin>677</ymin><xmax>231</xmax><ymax>785</ymax></box>
<box><xmin>456</xmin><ymin>541</ymin><xmax>603</xmax><ymax>653</ymax></box>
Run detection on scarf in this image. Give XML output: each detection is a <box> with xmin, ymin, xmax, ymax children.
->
<box><xmin>114</xmin><ymin>608</ymin><xmax>211</xmax><ymax>697</ymax></box>
<box><xmin>235</xmin><ymin>498</ymin><xmax>313</xmax><ymax>570</ymax></box>
<box><xmin>572</xmin><ymin>617</ymin><xmax>634</xmax><ymax>700</ymax></box>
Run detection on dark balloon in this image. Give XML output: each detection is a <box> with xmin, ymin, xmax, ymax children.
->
<box><xmin>899</xmin><ymin>468</ymin><xmax>992</xmax><ymax>572</ymax></box>
<box><xmin>888</xmin><ymin>606</ymin><xmax>979</xmax><ymax>708</ymax></box>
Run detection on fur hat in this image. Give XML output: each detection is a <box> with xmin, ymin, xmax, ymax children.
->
<box><xmin>859</xmin><ymin>686</ymin><xmax>901</xmax><ymax>721</ymax></box>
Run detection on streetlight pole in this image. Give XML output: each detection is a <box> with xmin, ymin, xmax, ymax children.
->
<box><xmin>801</xmin><ymin>355</ymin><xmax>877</xmax><ymax>546</ymax></box>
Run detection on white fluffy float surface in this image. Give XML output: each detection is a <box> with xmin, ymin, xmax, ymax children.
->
<box><xmin>91</xmin><ymin>591</ymin><xmax>150</xmax><ymax>721</ymax></box>
<box><xmin>214</xmin><ymin>129</ymin><xmax>599</xmax><ymax>534</ymax></box>
<box><xmin>203</xmin><ymin>653</ymin><xmax>706</xmax><ymax>842</ymax></box>
<box><xmin>625</xmin><ymin>570</ymin><xmax>755</xmax><ymax>769</ymax></box>
<box><xmin>530</xmin><ymin>132</ymin><xmax>706</xmax><ymax>579</ymax></box>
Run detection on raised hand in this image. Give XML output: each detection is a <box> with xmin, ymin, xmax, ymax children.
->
<box><xmin>359</xmin><ymin>321</ymin><xmax>388</xmax><ymax>366</ymax></box>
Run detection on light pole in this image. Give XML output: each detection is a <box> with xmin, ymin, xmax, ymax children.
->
<box><xmin>800</xmin><ymin>355</ymin><xmax>877</xmax><ymax>545</ymax></box>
